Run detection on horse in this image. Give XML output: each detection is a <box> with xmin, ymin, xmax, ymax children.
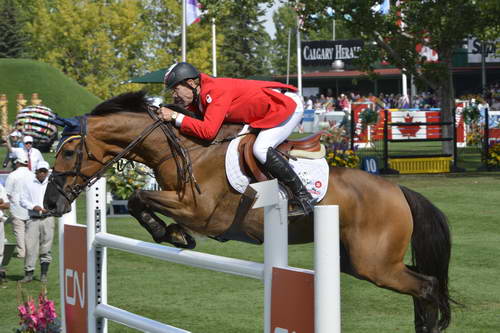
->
<box><xmin>44</xmin><ymin>91</ymin><xmax>454</xmax><ymax>333</ymax></box>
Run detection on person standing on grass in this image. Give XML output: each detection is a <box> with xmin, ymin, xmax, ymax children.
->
<box><xmin>0</xmin><ymin>182</ymin><xmax>10</xmax><ymax>288</ymax></box>
<box><xmin>4</xmin><ymin>151</ymin><xmax>31</xmax><ymax>259</ymax></box>
<box><xmin>19</xmin><ymin>161</ymin><xmax>54</xmax><ymax>283</ymax></box>
<box><xmin>5</xmin><ymin>134</ymin><xmax>45</xmax><ymax>172</ymax></box>
<box><xmin>2</xmin><ymin>130</ymin><xmax>24</xmax><ymax>169</ymax></box>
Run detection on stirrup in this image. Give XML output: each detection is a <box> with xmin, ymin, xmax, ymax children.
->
<box><xmin>277</xmin><ymin>184</ymin><xmax>315</xmax><ymax>217</ymax></box>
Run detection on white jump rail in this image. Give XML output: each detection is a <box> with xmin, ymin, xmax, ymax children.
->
<box><xmin>59</xmin><ymin>177</ymin><xmax>340</xmax><ymax>333</ymax></box>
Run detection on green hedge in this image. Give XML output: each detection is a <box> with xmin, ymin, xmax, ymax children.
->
<box><xmin>0</xmin><ymin>59</ymin><xmax>101</xmax><ymax>121</ymax></box>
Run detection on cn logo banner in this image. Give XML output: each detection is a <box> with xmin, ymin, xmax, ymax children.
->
<box><xmin>64</xmin><ymin>225</ymin><xmax>88</xmax><ymax>333</ymax></box>
<box><xmin>271</xmin><ymin>267</ymin><xmax>314</xmax><ymax>333</ymax></box>
<box><xmin>302</xmin><ymin>40</ymin><xmax>364</xmax><ymax>67</ymax></box>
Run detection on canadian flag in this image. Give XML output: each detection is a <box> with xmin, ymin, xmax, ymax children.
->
<box><xmin>416</xmin><ymin>41</ymin><xmax>439</xmax><ymax>62</ymax></box>
<box><xmin>186</xmin><ymin>0</ymin><xmax>202</xmax><ymax>26</ymax></box>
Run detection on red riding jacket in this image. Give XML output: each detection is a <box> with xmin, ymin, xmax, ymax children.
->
<box><xmin>179</xmin><ymin>73</ymin><xmax>298</xmax><ymax>140</ymax></box>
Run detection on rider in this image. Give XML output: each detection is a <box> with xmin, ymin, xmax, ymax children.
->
<box><xmin>158</xmin><ymin>62</ymin><xmax>315</xmax><ymax>215</ymax></box>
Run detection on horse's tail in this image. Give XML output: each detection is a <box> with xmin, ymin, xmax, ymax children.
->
<box><xmin>400</xmin><ymin>185</ymin><xmax>453</xmax><ymax>330</ymax></box>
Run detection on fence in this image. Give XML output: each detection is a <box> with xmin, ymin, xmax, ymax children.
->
<box><xmin>59</xmin><ymin>178</ymin><xmax>341</xmax><ymax>333</ymax></box>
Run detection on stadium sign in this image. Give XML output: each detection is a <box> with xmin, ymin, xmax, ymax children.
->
<box><xmin>302</xmin><ymin>40</ymin><xmax>364</xmax><ymax>66</ymax></box>
<box><xmin>466</xmin><ymin>37</ymin><xmax>500</xmax><ymax>63</ymax></box>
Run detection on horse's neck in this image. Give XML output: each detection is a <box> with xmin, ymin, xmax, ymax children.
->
<box><xmin>89</xmin><ymin>113</ymin><xmax>242</xmax><ymax>172</ymax></box>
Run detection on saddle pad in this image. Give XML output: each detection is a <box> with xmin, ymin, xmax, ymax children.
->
<box><xmin>225</xmin><ymin>135</ymin><xmax>329</xmax><ymax>202</ymax></box>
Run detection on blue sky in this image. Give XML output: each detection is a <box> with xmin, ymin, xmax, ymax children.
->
<box><xmin>262</xmin><ymin>1</ymin><xmax>281</xmax><ymax>38</ymax></box>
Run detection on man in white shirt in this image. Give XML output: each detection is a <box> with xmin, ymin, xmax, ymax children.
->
<box><xmin>0</xmin><ymin>183</ymin><xmax>10</xmax><ymax>287</ymax></box>
<box><xmin>4</xmin><ymin>151</ymin><xmax>31</xmax><ymax>258</ymax></box>
<box><xmin>7</xmin><ymin>135</ymin><xmax>45</xmax><ymax>172</ymax></box>
<box><xmin>19</xmin><ymin>161</ymin><xmax>54</xmax><ymax>283</ymax></box>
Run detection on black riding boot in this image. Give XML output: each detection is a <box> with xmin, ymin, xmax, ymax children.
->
<box><xmin>264</xmin><ymin>147</ymin><xmax>315</xmax><ymax>215</ymax></box>
<box><xmin>40</xmin><ymin>262</ymin><xmax>50</xmax><ymax>283</ymax></box>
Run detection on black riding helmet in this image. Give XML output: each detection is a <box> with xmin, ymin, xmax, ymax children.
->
<box><xmin>163</xmin><ymin>62</ymin><xmax>200</xmax><ymax>90</ymax></box>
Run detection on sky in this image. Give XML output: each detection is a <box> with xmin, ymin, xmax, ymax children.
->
<box><xmin>261</xmin><ymin>1</ymin><xmax>281</xmax><ymax>38</ymax></box>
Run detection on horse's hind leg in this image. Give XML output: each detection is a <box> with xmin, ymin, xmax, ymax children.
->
<box><xmin>407</xmin><ymin>266</ymin><xmax>441</xmax><ymax>333</ymax></box>
<box><xmin>353</xmin><ymin>259</ymin><xmax>441</xmax><ymax>332</ymax></box>
<box><xmin>127</xmin><ymin>190</ymin><xmax>195</xmax><ymax>249</ymax></box>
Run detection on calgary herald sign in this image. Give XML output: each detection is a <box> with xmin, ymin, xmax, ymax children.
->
<box><xmin>302</xmin><ymin>40</ymin><xmax>364</xmax><ymax>67</ymax></box>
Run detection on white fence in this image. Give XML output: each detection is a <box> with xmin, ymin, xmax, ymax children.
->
<box><xmin>59</xmin><ymin>178</ymin><xmax>340</xmax><ymax>333</ymax></box>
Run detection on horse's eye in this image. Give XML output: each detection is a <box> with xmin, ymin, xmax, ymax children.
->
<box><xmin>62</xmin><ymin>150</ymin><xmax>75</xmax><ymax>160</ymax></box>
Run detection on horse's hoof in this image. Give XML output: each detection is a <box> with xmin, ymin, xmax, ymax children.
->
<box><xmin>164</xmin><ymin>224</ymin><xmax>196</xmax><ymax>249</ymax></box>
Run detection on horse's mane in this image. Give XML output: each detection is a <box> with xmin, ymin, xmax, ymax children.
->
<box><xmin>90</xmin><ymin>90</ymin><xmax>202</xmax><ymax>119</ymax></box>
<box><xmin>91</xmin><ymin>90</ymin><xmax>149</xmax><ymax>115</ymax></box>
<box><xmin>89</xmin><ymin>90</ymin><xmax>243</xmax><ymax>143</ymax></box>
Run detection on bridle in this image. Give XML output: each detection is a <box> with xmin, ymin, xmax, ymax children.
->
<box><xmin>50</xmin><ymin>105</ymin><xmax>200</xmax><ymax>204</ymax></box>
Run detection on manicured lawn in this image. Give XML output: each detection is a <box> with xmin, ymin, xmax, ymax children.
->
<box><xmin>1</xmin><ymin>172</ymin><xmax>499</xmax><ymax>332</ymax></box>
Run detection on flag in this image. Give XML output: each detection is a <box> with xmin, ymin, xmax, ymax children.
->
<box><xmin>416</xmin><ymin>41</ymin><xmax>439</xmax><ymax>62</ymax></box>
<box><xmin>372</xmin><ymin>0</ymin><xmax>390</xmax><ymax>15</ymax></box>
<box><xmin>380</xmin><ymin>0</ymin><xmax>390</xmax><ymax>15</ymax></box>
<box><xmin>186</xmin><ymin>0</ymin><xmax>201</xmax><ymax>26</ymax></box>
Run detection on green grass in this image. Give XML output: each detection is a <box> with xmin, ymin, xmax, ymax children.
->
<box><xmin>1</xmin><ymin>155</ymin><xmax>499</xmax><ymax>332</ymax></box>
<box><xmin>0</xmin><ymin>59</ymin><xmax>101</xmax><ymax>120</ymax></box>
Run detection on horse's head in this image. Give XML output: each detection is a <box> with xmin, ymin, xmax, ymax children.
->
<box><xmin>44</xmin><ymin>127</ymin><xmax>107</xmax><ymax>217</ymax></box>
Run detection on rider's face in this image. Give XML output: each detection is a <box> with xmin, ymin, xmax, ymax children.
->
<box><xmin>172</xmin><ymin>81</ymin><xmax>195</xmax><ymax>106</ymax></box>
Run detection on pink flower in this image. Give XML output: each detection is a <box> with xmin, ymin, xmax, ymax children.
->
<box><xmin>17</xmin><ymin>304</ymin><xmax>28</xmax><ymax>317</ymax></box>
<box><xmin>16</xmin><ymin>290</ymin><xmax>61</xmax><ymax>332</ymax></box>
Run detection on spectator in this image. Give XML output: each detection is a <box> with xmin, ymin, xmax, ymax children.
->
<box><xmin>6</xmin><ymin>135</ymin><xmax>45</xmax><ymax>172</ymax></box>
<box><xmin>306</xmin><ymin>96</ymin><xmax>314</xmax><ymax>109</ymax></box>
<box><xmin>0</xmin><ymin>182</ymin><xmax>10</xmax><ymax>288</ymax></box>
<box><xmin>19</xmin><ymin>161</ymin><xmax>54</xmax><ymax>283</ymax></box>
<box><xmin>4</xmin><ymin>151</ymin><xmax>31</xmax><ymax>259</ymax></box>
<box><xmin>2</xmin><ymin>130</ymin><xmax>24</xmax><ymax>169</ymax></box>
<box><xmin>339</xmin><ymin>93</ymin><xmax>351</xmax><ymax>112</ymax></box>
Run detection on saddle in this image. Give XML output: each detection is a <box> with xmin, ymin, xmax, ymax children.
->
<box><xmin>215</xmin><ymin>131</ymin><xmax>326</xmax><ymax>244</ymax></box>
<box><xmin>237</xmin><ymin>131</ymin><xmax>324</xmax><ymax>182</ymax></box>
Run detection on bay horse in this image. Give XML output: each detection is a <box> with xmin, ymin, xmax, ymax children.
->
<box><xmin>44</xmin><ymin>91</ymin><xmax>453</xmax><ymax>333</ymax></box>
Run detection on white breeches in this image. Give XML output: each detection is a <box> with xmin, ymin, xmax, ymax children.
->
<box><xmin>253</xmin><ymin>92</ymin><xmax>304</xmax><ymax>164</ymax></box>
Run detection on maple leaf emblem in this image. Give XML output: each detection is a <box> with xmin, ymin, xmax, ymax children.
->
<box><xmin>398</xmin><ymin>113</ymin><xmax>420</xmax><ymax>137</ymax></box>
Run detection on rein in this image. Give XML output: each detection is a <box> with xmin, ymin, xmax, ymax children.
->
<box><xmin>155</xmin><ymin>131</ymin><xmax>249</xmax><ymax>166</ymax></box>
<box><xmin>52</xmin><ymin>105</ymin><xmax>201</xmax><ymax>203</ymax></box>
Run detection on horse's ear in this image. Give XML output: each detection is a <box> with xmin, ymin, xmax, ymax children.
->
<box><xmin>161</xmin><ymin>103</ymin><xmax>203</xmax><ymax>120</ymax></box>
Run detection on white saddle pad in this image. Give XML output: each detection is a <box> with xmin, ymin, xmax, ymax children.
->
<box><xmin>225</xmin><ymin>130</ymin><xmax>330</xmax><ymax>202</ymax></box>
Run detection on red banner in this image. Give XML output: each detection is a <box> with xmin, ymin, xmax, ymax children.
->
<box><xmin>63</xmin><ymin>225</ymin><xmax>88</xmax><ymax>333</ymax></box>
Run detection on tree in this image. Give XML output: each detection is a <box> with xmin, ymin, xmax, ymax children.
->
<box><xmin>271</xmin><ymin>6</ymin><xmax>298</xmax><ymax>76</ymax></box>
<box><xmin>294</xmin><ymin>0</ymin><xmax>500</xmax><ymax>154</ymax></box>
<box><xmin>0</xmin><ymin>0</ymin><xmax>29</xmax><ymax>58</ymax></box>
<box><xmin>200</xmin><ymin>0</ymin><xmax>273</xmax><ymax>78</ymax></box>
<box><xmin>25</xmin><ymin>0</ymin><xmax>154</xmax><ymax>98</ymax></box>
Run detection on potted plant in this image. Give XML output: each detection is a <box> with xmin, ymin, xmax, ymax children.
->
<box><xmin>321</xmin><ymin>125</ymin><xmax>360</xmax><ymax>168</ymax></box>
<box><xmin>106</xmin><ymin>160</ymin><xmax>149</xmax><ymax>215</ymax></box>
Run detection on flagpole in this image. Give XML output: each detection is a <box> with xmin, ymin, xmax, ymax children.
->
<box><xmin>182</xmin><ymin>0</ymin><xmax>187</xmax><ymax>62</ymax></box>
<box><xmin>212</xmin><ymin>17</ymin><xmax>217</xmax><ymax>76</ymax></box>
<box><xmin>296</xmin><ymin>19</ymin><xmax>302</xmax><ymax>97</ymax></box>
<box><xmin>286</xmin><ymin>28</ymin><xmax>291</xmax><ymax>85</ymax></box>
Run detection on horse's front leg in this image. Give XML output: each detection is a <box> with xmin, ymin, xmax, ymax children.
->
<box><xmin>127</xmin><ymin>190</ymin><xmax>196</xmax><ymax>249</ymax></box>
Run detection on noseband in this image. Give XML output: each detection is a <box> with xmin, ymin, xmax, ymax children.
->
<box><xmin>51</xmin><ymin>105</ymin><xmax>200</xmax><ymax>204</ymax></box>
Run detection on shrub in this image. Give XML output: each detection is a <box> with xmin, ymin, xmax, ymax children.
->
<box><xmin>106</xmin><ymin>160</ymin><xmax>149</xmax><ymax>200</ymax></box>
<box><xmin>485</xmin><ymin>143</ymin><xmax>500</xmax><ymax>168</ymax></box>
<box><xmin>321</xmin><ymin>126</ymin><xmax>360</xmax><ymax>168</ymax></box>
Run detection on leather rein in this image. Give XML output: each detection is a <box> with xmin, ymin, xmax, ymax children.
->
<box><xmin>50</xmin><ymin>105</ymin><xmax>200</xmax><ymax>203</ymax></box>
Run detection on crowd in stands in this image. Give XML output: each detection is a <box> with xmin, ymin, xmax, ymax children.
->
<box><xmin>0</xmin><ymin>130</ymin><xmax>54</xmax><ymax>288</ymax></box>
<box><xmin>485</xmin><ymin>82</ymin><xmax>500</xmax><ymax>110</ymax></box>
<box><xmin>305</xmin><ymin>91</ymin><xmax>441</xmax><ymax>112</ymax></box>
